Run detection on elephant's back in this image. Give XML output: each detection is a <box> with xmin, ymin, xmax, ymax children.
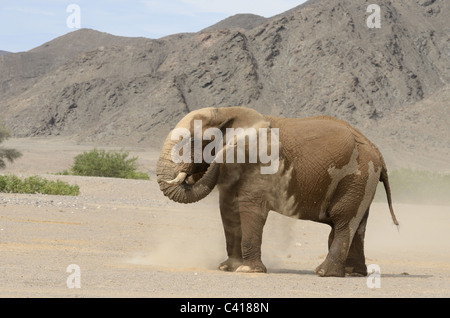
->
<box><xmin>265</xmin><ymin>116</ymin><xmax>358</xmax><ymax>161</ymax></box>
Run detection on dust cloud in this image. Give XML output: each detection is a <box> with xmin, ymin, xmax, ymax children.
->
<box><xmin>127</xmin><ymin>235</ymin><xmax>224</xmax><ymax>270</ymax></box>
<box><xmin>126</xmin><ymin>205</ymin><xmax>226</xmax><ymax>270</ymax></box>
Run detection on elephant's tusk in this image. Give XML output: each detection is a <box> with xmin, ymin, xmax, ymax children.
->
<box><xmin>164</xmin><ymin>172</ymin><xmax>188</xmax><ymax>186</ymax></box>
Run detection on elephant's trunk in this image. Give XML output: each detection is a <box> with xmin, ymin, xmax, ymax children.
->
<box><xmin>156</xmin><ymin>137</ymin><xmax>219</xmax><ymax>204</ymax></box>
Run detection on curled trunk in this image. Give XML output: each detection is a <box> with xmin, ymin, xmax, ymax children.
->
<box><xmin>156</xmin><ymin>138</ymin><xmax>219</xmax><ymax>204</ymax></box>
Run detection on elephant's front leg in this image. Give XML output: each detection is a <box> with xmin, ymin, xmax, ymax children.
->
<box><xmin>218</xmin><ymin>189</ymin><xmax>243</xmax><ymax>272</ymax></box>
<box><xmin>235</xmin><ymin>197</ymin><xmax>269</xmax><ymax>273</ymax></box>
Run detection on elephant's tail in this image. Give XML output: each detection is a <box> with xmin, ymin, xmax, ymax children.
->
<box><xmin>380</xmin><ymin>167</ymin><xmax>400</xmax><ymax>226</ymax></box>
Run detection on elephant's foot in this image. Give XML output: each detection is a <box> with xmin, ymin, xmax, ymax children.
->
<box><xmin>345</xmin><ymin>253</ymin><xmax>368</xmax><ymax>276</ymax></box>
<box><xmin>315</xmin><ymin>258</ymin><xmax>345</xmax><ymax>277</ymax></box>
<box><xmin>345</xmin><ymin>264</ymin><xmax>368</xmax><ymax>277</ymax></box>
<box><xmin>219</xmin><ymin>257</ymin><xmax>243</xmax><ymax>272</ymax></box>
<box><xmin>219</xmin><ymin>258</ymin><xmax>266</xmax><ymax>273</ymax></box>
<box><xmin>236</xmin><ymin>261</ymin><xmax>267</xmax><ymax>273</ymax></box>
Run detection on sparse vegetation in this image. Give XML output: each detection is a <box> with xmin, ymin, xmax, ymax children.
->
<box><xmin>0</xmin><ymin>175</ymin><xmax>80</xmax><ymax>196</ymax></box>
<box><xmin>63</xmin><ymin>148</ymin><xmax>150</xmax><ymax>180</ymax></box>
<box><xmin>375</xmin><ymin>168</ymin><xmax>450</xmax><ymax>205</ymax></box>
<box><xmin>0</xmin><ymin>123</ymin><xmax>22</xmax><ymax>169</ymax></box>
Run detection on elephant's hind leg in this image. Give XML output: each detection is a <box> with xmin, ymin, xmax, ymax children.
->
<box><xmin>315</xmin><ymin>223</ymin><xmax>349</xmax><ymax>277</ymax></box>
<box><xmin>315</xmin><ymin>206</ymin><xmax>370</xmax><ymax>277</ymax></box>
<box><xmin>317</xmin><ymin>209</ymin><xmax>369</xmax><ymax>277</ymax></box>
<box><xmin>345</xmin><ymin>209</ymin><xmax>369</xmax><ymax>276</ymax></box>
<box><xmin>316</xmin><ymin>159</ymin><xmax>379</xmax><ymax>277</ymax></box>
<box><xmin>316</xmin><ymin>189</ymin><xmax>372</xmax><ymax>276</ymax></box>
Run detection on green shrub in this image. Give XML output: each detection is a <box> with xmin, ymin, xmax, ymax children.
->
<box><xmin>375</xmin><ymin>168</ymin><xmax>450</xmax><ymax>205</ymax></box>
<box><xmin>68</xmin><ymin>148</ymin><xmax>150</xmax><ymax>180</ymax></box>
<box><xmin>0</xmin><ymin>175</ymin><xmax>80</xmax><ymax>196</ymax></box>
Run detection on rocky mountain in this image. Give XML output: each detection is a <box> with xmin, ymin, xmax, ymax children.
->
<box><xmin>0</xmin><ymin>0</ymin><xmax>448</xmax><ymax>170</ymax></box>
<box><xmin>0</xmin><ymin>51</ymin><xmax>10</xmax><ymax>56</ymax></box>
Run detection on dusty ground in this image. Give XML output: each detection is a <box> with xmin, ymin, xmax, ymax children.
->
<box><xmin>1</xmin><ymin>137</ymin><xmax>449</xmax><ymax>298</ymax></box>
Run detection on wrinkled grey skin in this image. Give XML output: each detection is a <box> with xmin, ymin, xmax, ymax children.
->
<box><xmin>156</xmin><ymin>107</ymin><xmax>398</xmax><ymax>277</ymax></box>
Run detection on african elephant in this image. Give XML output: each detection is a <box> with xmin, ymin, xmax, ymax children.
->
<box><xmin>156</xmin><ymin>106</ymin><xmax>399</xmax><ymax>277</ymax></box>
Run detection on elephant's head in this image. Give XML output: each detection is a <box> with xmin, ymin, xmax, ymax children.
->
<box><xmin>156</xmin><ymin>107</ymin><xmax>274</xmax><ymax>204</ymax></box>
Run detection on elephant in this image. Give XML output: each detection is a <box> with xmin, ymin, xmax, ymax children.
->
<box><xmin>156</xmin><ymin>106</ymin><xmax>399</xmax><ymax>277</ymax></box>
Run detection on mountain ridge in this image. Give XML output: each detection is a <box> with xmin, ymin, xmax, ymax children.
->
<box><xmin>201</xmin><ymin>14</ymin><xmax>268</xmax><ymax>32</ymax></box>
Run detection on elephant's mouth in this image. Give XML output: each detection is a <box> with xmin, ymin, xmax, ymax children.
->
<box><xmin>185</xmin><ymin>171</ymin><xmax>207</xmax><ymax>185</ymax></box>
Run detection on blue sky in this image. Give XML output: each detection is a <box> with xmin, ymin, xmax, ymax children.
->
<box><xmin>0</xmin><ymin>0</ymin><xmax>306</xmax><ymax>53</ymax></box>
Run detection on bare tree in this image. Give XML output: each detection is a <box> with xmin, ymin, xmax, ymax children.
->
<box><xmin>0</xmin><ymin>123</ymin><xmax>22</xmax><ymax>169</ymax></box>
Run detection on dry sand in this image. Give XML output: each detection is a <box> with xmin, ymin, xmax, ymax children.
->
<box><xmin>1</xmin><ymin>137</ymin><xmax>449</xmax><ymax>298</ymax></box>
